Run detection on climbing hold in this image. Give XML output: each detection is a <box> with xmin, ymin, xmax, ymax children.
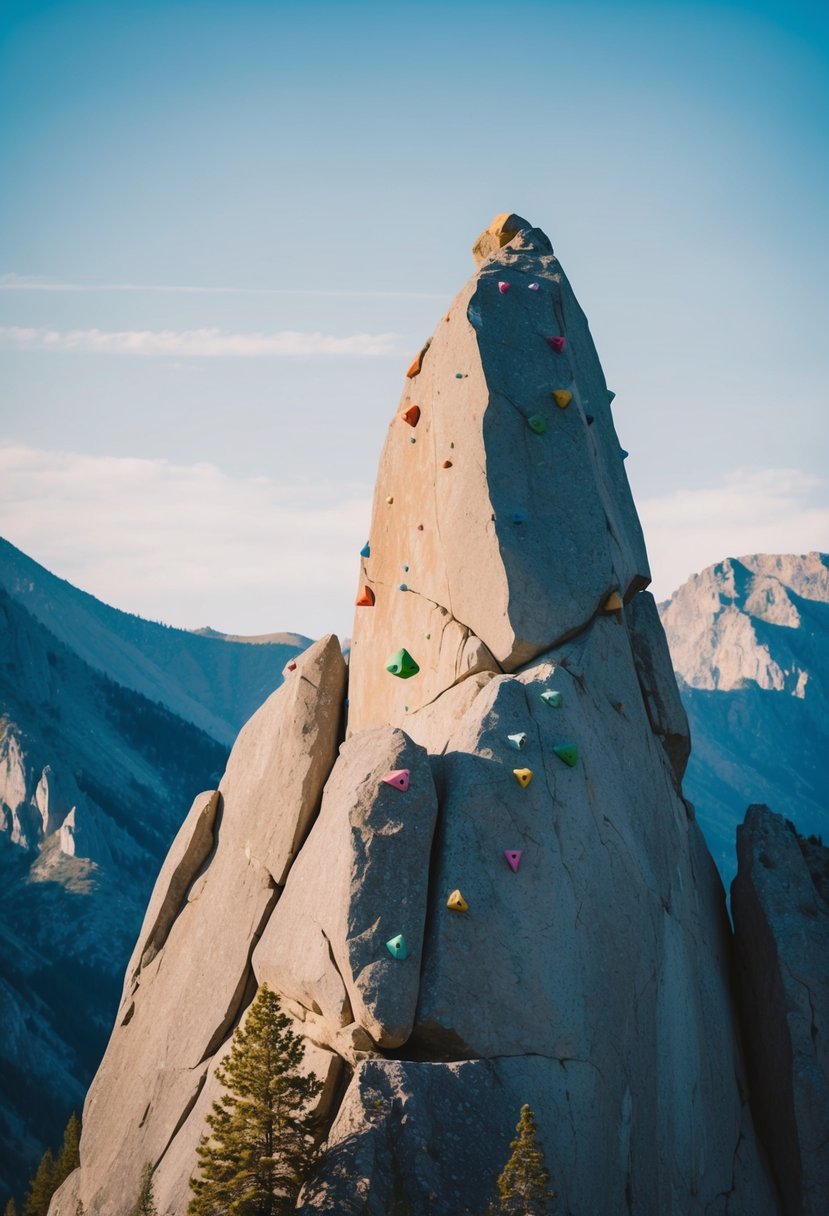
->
<box><xmin>424</xmin><ymin>632</ymin><xmax>431</xmax><ymax>639</ymax></box>
<box><xmin>406</xmin><ymin>339</ymin><xmax>431</xmax><ymax>379</ymax></box>
<box><xmin>386</xmin><ymin>649</ymin><xmax>420</xmax><ymax>679</ymax></box>
<box><xmin>286</xmin><ymin>662</ymin><xmax>297</xmax><ymax>672</ymax></box>
<box><xmin>511</xmin><ymin>511</ymin><xmax>527</xmax><ymax>524</ymax></box>
<box><xmin>446</xmin><ymin>890</ymin><xmax>469</xmax><ymax>913</ymax></box>
<box><xmin>382</xmin><ymin>769</ymin><xmax>410</xmax><ymax>792</ymax></box>
<box><xmin>513</xmin><ymin>768</ymin><xmax>533</xmax><ymax>788</ymax></box>
<box><xmin>386</xmin><ymin>934</ymin><xmax>408</xmax><ymax>959</ymax></box>
<box><xmin>443</xmin><ymin>460</ymin><xmax>453</xmax><ymax>468</ymax></box>
<box><xmin>527</xmin><ymin>415</ymin><xmax>547</xmax><ymax>435</ymax></box>
<box><xmin>504</xmin><ymin>849</ymin><xmax>523</xmax><ymax>872</ymax></box>
<box><xmin>450</xmin><ymin>441</ymin><xmax>455</xmax><ymax>448</ymax></box>
<box><xmin>355</xmin><ymin>585</ymin><xmax>375</xmax><ymax>607</ymax></box>
<box><xmin>507</xmin><ymin>732</ymin><xmax>528</xmax><ymax>751</ymax></box>
<box><xmin>620</xmin><ymin>449</ymin><xmax>629</xmax><ymax>460</ymax></box>
<box><xmin>554</xmin><ymin>744</ymin><xmax>578</xmax><ymax>767</ymax></box>
<box><xmin>546</xmin><ymin>336</ymin><xmax>566</xmax><ymax>353</ymax></box>
<box><xmin>360</xmin><ymin>541</ymin><xmax>371</xmax><ymax>558</ymax></box>
<box><xmin>410</xmin><ymin>437</ymin><xmax>417</xmax><ymax>444</ymax></box>
<box><xmin>498</xmin><ymin>281</ymin><xmax>510</xmax><ymax>294</ymax></box>
<box><xmin>552</xmin><ymin>390</ymin><xmax>572</xmax><ymax>409</ymax></box>
<box><xmin>387</xmin><ymin>496</ymin><xmax>394</xmax><ymax>505</ymax></box>
<box><xmin>399</xmin><ymin>583</ymin><xmax>408</xmax><ymax>592</ymax></box>
<box><xmin>403</xmin><ymin>564</ymin><xmax>409</xmax><ymax>572</ymax></box>
<box><xmin>586</xmin><ymin>414</ymin><xmax>595</xmax><ymax>426</ymax></box>
<box><xmin>401</xmin><ymin>404</ymin><xmax>421</xmax><ymax>427</ymax></box>
<box><xmin>603</xmin><ymin>591</ymin><xmax>623</xmax><ymax>613</ymax></box>
<box><xmin>607</xmin><ymin>390</ymin><xmax>616</xmax><ymax>403</ymax></box>
<box><xmin>417</xmin><ymin>524</ymin><xmax>424</xmax><ymax>531</ymax></box>
<box><xmin>540</xmin><ymin>689</ymin><xmax>563</xmax><ymax>709</ymax></box>
<box><xmin>528</xmin><ymin>283</ymin><xmax>540</xmax><ymax>291</ymax></box>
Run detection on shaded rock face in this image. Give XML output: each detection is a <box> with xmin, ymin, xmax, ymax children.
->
<box><xmin>54</xmin><ymin>217</ymin><xmax>781</xmax><ymax>1216</ymax></box>
<box><xmin>732</xmin><ymin>805</ymin><xmax>829</xmax><ymax>1216</ymax></box>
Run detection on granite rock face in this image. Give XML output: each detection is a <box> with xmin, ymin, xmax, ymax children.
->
<box><xmin>732</xmin><ymin>805</ymin><xmax>829</xmax><ymax>1216</ymax></box>
<box><xmin>53</xmin><ymin>216</ymin><xmax>787</xmax><ymax>1216</ymax></box>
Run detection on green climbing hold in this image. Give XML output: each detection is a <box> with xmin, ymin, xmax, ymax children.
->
<box><xmin>399</xmin><ymin>583</ymin><xmax>409</xmax><ymax>592</ymax></box>
<box><xmin>553</xmin><ymin>743</ymin><xmax>579</xmax><ymax>767</ymax></box>
<box><xmin>541</xmin><ymin>690</ymin><xmax>563</xmax><ymax>709</ymax></box>
<box><xmin>386</xmin><ymin>934</ymin><xmax>408</xmax><ymax>960</ymax></box>
<box><xmin>527</xmin><ymin>415</ymin><xmax>547</xmax><ymax>435</ymax></box>
<box><xmin>386</xmin><ymin>648</ymin><xmax>420</xmax><ymax>679</ymax></box>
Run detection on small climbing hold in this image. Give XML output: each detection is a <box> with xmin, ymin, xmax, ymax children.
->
<box><xmin>546</xmin><ymin>336</ymin><xmax>566</xmax><ymax>353</ymax></box>
<box><xmin>446</xmin><ymin>890</ymin><xmax>469</xmax><ymax>913</ymax></box>
<box><xmin>406</xmin><ymin>339</ymin><xmax>431</xmax><ymax>379</ymax></box>
<box><xmin>424</xmin><ymin>632</ymin><xmax>431</xmax><ymax>639</ymax></box>
<box><xmin>586</xmin><ymin>414</ymin><xmax>595</xmax><ymax>426</ymax></box>
<box><xmin>450</xmin><ymin>442</ymin><xmax>454</xmax><ymax>449</ymax></box>
<box><xmin>442</xmin><ymin>460</ymin><xmax>453</xmax><ymax>468</ymax></box>
<box><xmin>386</xmin><ymin>648</ymin><xmax>420</xmax><ymax>679</ymax></box>
<box><xmin>513</xmin><ymin>768</ymin><xmax>533</xmax><ymax>788</ymax></box>
<box><xmin>507</xmin><ymin>732</ymin><xmax>528</xmax><ymax>751</ymax></box>
<box><xmin>498</xmin><ymin>281</ymin><xmax>510</xmax><ymax>294</ymax></box>
<box><xmin>386</xmin><ymin>934</ymin><xmax>408</xmax><ymax>959</ymax></box>
<box><xmin>553</xmin><ymin>743</ymin><xmax>579</xmax><ymax>767</ymax></box>
<box><xmin>387</xmin><ymin>496</ymin><xmax>394</xmax><ymax>505</ymax></box>
<box><xmin>527</xmin><ymin>415</ymin><xmax>547</xmax><ymax>435</ymax></box>
<box><xmin>455</xmin><ymin>373</ymin><xmax>466</xmax><ymax>379</ymax></box>
<box><xmin>620</xmin><ymin>449</ymin><xmax>629</xmax><ymax>460</ymax></box>
<box><xmin>528</xmin><ymin>283</ymin><xmax>540</xmax><ymax>291</ymax></box>
<box><xmin>607</xmin><ymin>390</ymin><xmax>616</xmax><ymax>403</ymax></box>
<box><xmin>399</xmin><ymin>583</ymin><xmax>408</xmax><ymax>592</ymax></box>
<box><xmin>511</xmin><ymin>511</ymin><xmax>527</xmax><ymax>524</ymax></box>
<box><xmin>504</xmin><ymin>849</ymin><xmax>523</xmax><ymax>872</ymax></box>
<box><xmin>603</xmin><ymin>591</ymin><xmax>623</xmax><ymax>613</ymax></box>
<box><xmin>355</xmin><ymin>585</ymin><xmax>375</xmax><ymax>607</ymax></box>
<box><xmin>403</xmin><ymin>564</ymin><xmax>409</xmax><ymax>572</ymax></box>
<box><xmin>410</xmin><ymin>437</ymin><xmax>417</xmax><ymax>444</ymax></box>
<box><xmin>540</xmin><ymin>689</ymin><xmax>563</xmax><ymax>709</ymax></box>
<box><xmin>360</xmin><ymin>541</ymin><xmax>371</xmax><ymax>558</ymax></box>
<box><xmin>382</xmin><ymin>769</ymin><xmax>410</xmax><ymax>792</ymax></box>
<box><xmin>417</xmin><ymin>524</ymin><xmax>424</xmax><ymax>531</ymax></box>
<box><xmin>552</xmin><ymin>390</ymin><xmax>572</xmax><ymax>409</ymax></box>
<box><xmin>286</xmin><ymin>662</ymin><xmax>297</xmax><ymax>672</ymax></box>
<box><xmin>401</xmin><ymin>404</ymin><xmax>421</xmax><ymax>427</ymax></box>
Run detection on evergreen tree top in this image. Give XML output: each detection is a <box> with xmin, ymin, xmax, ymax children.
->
<box><xmin>496</xmin><ymin>1104</ymin><xmax>556</xmax><ymax>1216</ymax></box>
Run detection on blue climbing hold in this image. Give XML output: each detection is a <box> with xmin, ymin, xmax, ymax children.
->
<box><xmin>360</xmin><ymin>541</ymin><xmax>370</xmax><ymax>558</ymax></box>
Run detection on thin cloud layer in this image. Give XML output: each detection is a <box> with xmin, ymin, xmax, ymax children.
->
<box><xmin>0</xmin><ymin>273</ymin><xmax>442</xmax><ymax>300</ymax></box>
<box><xmin>0</xmin><ymin>325</ymin><xmax>402</xmax><ymax>358</ymax></box>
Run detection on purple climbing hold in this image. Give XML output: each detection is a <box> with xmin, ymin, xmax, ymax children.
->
<box><xmin>382</xmin><ymin>769</ymin><xmax>410</xmax><ymax>792</ymax></box>
<box><xmin>504</xmin><ymin>850</ymin><xmax>523</xmax><ymax>872</ymax></box>
<box><xmin>528</xmin><ymin>283</ymin><xmax>540</xmax><ymax>291</ymax></box>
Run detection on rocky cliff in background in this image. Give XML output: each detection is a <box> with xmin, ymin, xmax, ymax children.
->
<box><xmin>0</xmin><ymin>542</ymin><xmax>309</xmax><ymax>1203</ymax></box>
<box><xmin>660</xmin><ymin>553</ymin><xmax>829</xmax><ymax>887</ymax></box>
<box><xmin>49</xmin><ymin>214</ymin><xmax>787</xmax><ymax>1215</ymax></box>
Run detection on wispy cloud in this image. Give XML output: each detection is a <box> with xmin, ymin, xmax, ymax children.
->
<box><xmin>640</xmin><ymin>467</ymin><xmax>829</xmax><ymax>601</ymax></box>
<box><xmin>0</xmin><ymin>273</ymin><xmax>443</xmax><ymax>301</ymax></box>
<box><xmin>0</xmin><ymin>325</ymin><xmax>402</xmax><ymax>358</ymax></box>
<box><xmin>0</xmin><ymin>444</ymin><xmax>371</xmax><ymax>636</ymax></box>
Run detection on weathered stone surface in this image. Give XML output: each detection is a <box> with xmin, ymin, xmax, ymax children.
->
<box><xmin>254</xmin><ymin>727</ymin><xmax>438</xmax><ymax>1048</ymax></box>
<box><xmin>347</xmin><ymin>215</ymin><xmax>648</xmax><ymax>735</ymax></box>
<box><xmin>403</xmin><ymin>669</ymin><xmax>497</xmax><ymax>754</ymax></box>
<box><xmin>471</xmin><ymin>211</ymin><xmax>532</xmax><ymax>265</ymax></box>
<box><xmin>627</xmin><ymin>589</ymin><xmax>691</xmax><ymax>784</ymax></box>
<box><xmin>732</xmin><ymin>805</ymin><xmax>829</xmax><ymax>1216</ymax></box>
<box><xmin>65</xmin><ymin>635</ymin><xmax>345</xmax><ymax>1216</ymax></box>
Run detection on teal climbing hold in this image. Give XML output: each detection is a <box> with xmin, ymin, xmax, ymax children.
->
<box><xmin>528</xmin><ymin>415</ymin><xmax>547</xmax><ymax>435</ymax></box>
<box><xmin>386</xmin><ymin>934</ymin><xmax>408</xmax><ymax>960</ymax></box>
<box><xmin>512</xmin><ymin>511</ymin><xmax>527</xmax><ymax>524</ymax></box>
<box><xmin>360</xmin><ymin>541</ymin><xmax>370</xmax><ymax>558</ymax></box>
<box><xmin>403</xmin><ymin>564</ymin><xmax>409</xmax><ymax>572</ymax></box>
<box><xmin>554</xmin><ymin>743</ymin><xmax>579</xmax><ymax>767</ymax></box>
<box><xmin>541</xmin><ymin>690</ymin><xmax>563</xmax><ymax>709</ymax></box>
<box><xmin>507</xmin><ymin>732</ymin><xmax>528</xmax><ymax>751</ymax></box>
<box><xmin>399</xmin><ymin>583</ymin><xmax>409</xmax><ymax>592</ymax></box>
<box><xmin>607</xmin><ymin>390</ymin><xmax>616</xmax><ymax>403</ymax></box>
<box><xmin>386</xmin><ymin>648</ymin><xmax>420</xmax><ymax>679</ymax></box>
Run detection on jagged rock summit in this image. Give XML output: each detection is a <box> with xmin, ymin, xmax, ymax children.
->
<box><xmin>51</xmin><ymin>216</ymin><xmax>782</xmax><ymax>1215</ymax></box>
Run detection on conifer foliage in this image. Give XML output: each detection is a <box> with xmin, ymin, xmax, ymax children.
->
<box><xmin>129</xmin><ymin>1164</ymin><xmax>158</xmax><ymax>1216</ymax></box>
<box><xmin>188</xmin><ymin>983</ymin><xmax>322</xmax><ymax>1216</ymax></box>
<box><xmin>22</xmin><ymin>1150</ymin><xmax>56</xmax><ymax>1216</ymax></box>
<box><xmin>495</xmin><ymin>1104</ymin><xmax>556</xmax><ymax>1215</ymax></box>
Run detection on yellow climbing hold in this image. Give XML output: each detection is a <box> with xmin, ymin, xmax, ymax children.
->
<box><xmin>513</xmin><ymin>768</ymin><xmax>533</xmax><ymax>789</ymax></box>
<box><xmin>603</xmin><ymin>591</ymin><xmax>623</xmax><ymax>613</ymax></box>
<box><xmin>386</xmin><ymin>496</ymin><xmax>394</xmax><ymax>505</ymax></box>
<box><xmin>446</xmin><ymin>889</ymin><xmax>469</xmax><ymax>913</ymax></box>
<box><xmin>552</xmin><ymin>390</ymin><xmax>572</xmax><ymax>409</ymax></box>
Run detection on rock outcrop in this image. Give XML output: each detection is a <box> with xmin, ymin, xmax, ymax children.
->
<box><xmin>52</xmin><ymin>216</ymin><xmax>785</xmax><ymax>1216</ymax></box>
<box><xmin>732</xmin><ymin>805</ymin><xmax>829</xmax><ymax>1216</ymax></box>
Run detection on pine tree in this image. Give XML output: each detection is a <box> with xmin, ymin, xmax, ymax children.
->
<box><xmin>188</xmin><ymin>984</ymin><xmax>323</xmax><ymax>1216</ymax></box>
<box><xmin>55</xmin><ymin>1113</ymin><xmax>81</xmax><ymax>1190</ymax></box>
<box><xmin>4</xmin><ymin>1199</ymin><xmax>20</xmax><ymax>1216</ymax></box>
<box><xmin>22</xmin><ymin>1150</ymin><xmax>57</xmax><ymax>1216</ymax></box>
<box><xmin>129</xmin><ymin>1164</ymin><xmax>158</xmax><ymax>1216</ymax></box>
<box><xmin>495</xmin><ymin>1104</ymin><xmax>556</xmax><ymax>1216</ymax></box>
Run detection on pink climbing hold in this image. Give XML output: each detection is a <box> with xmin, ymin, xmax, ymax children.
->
<box><xmin>528</xmin><ymin>283</ymin><xmax>540</xmax><ymax>291</ymax></box>
<box><xmin>547</xmin><ymin>336</ymin><xmax>566</xmax><ymax>353</ymax></box>
<box><xmin>498</xmin><ymin>281</ymin><xmax>510</xmax><ymax>294</ymax></box>
<box><xmin>382</xmin><ymin>769</ymin><xmax>410</xmax><ymax>792</ymax></box>
<box><xmin>504</xmin><ymin>850</ymin><xmax>523</xmax><ymax>873</ymax></box>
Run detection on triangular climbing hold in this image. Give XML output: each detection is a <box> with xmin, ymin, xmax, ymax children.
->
<box><xmin>511</xmin><ymin>511</ymin><xmax>527</xmax><ymax>524</ymax></box>
<box><xmin>540</xmin><ymin>689</ymin><xmax>563</xmax><ymax>709</ymax></box>
<box><xmin>507</xmin><ymin>732</ymin><xmax>527</xmax><ymax>751</ymax></box>
<box><xmin>286</xmin><ymin>662</ymin><xmax>297</xmax><ymax>673</ymax></box>
<box><xmin>546</xmin><ymin>336</ymin><xmax>566</xmax><ymax>353</ymax></box>
<box><xmin>406</xmin><ymin>339</ymin><xmax>431</xmax><ymax>379</ymax></box>
<box><xmin>586</xmin><ymin>414</ymin><xmax>595</xmax><ymax>426</ymax></box>
<box><xmin>513</xmin><ymin>768</ymin><xmax>533</xmax><ymax>788</ymax></box>
<box><xmin>442</xmin><ymin>459</ymin><xmax>453</xmax><ymax>468</ymax></box>
<box><xmin>553</xmin><ymin>744</ymin><xmax>579</xmax><ymax>768</ymax></box>
<box><xmin>607</xmin><ymin>389</ymin><xmax>616</xmax><ymax>403</ymax></box>
<box><xmin>528</xmin><ymin>283</ymin><xmax>540</xmax><ymax>291</ymax></box>
<box><xmin>620</xmin><ymin>449</ymin><xmax>629</xmax><ymax>460</ymax></box>
<box><xmin>498</xmin><ymin>281</ymin><xmax>510</xmax><ymax>294</ymax></box>
<box><xmin>401</xmin><ymin>404</ymin><xmax>421</xmax><ymax>427</ymax></box>
<box><xmin>360</xmin><ymin>541</ymin><xmax>371</xmax><ymax>558</ymax></box>
<box><xmin>446</xmin><ymin>889</ymin><xmax>469</xmax><ymax>912</ymax></box>
<box><xmin>386</xmin><ymin>934</ymin><xmax>408</xmax><ymax>959</ymax></box>
<box><xmin>527</xmin><ymin>415</ymin><xmax>547</xmax><ymax>435</ymax></box>
<box><xmin>386</xmin><ymin>496</ymin><xmax>394</xmax><ymax>505</ymax></box>
<box><xmin>355</xmin><ymin>585</ymin><xmax>375</xmax><ymax>607</ymax></box>
<box><xmin>552</xmin><ymin>390</ymin><xmax>572</xmax><ymax>409</ymax></box>
<box><xmin>504</xmin><ymin>850</ymin><xmax>523</xmax><ymax>872</ymax></box>
<box><xmin>386</xmin><ymin>649</ymin><xmax>420</xmax><ymax>679</ymax></box>
<box><xmin>603</xmin><ymin>591</ymin><xmax>623</xmax><ymax>613</ymax></box>
<box><xmin>382</xmin><ymin>769</ymin><xmax>410</xmax><ymax>792</ymax></box>
<box><xmin>417</xmin><ymin>523</ymin><xmax>424</xmax><ymax>531</ymax></box>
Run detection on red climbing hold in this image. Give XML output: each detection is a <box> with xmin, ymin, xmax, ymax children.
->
<box><xmin>401</xmin><ymin>405</ymin><xmax>421</xmax><ymax>427</ymax></box>
<box><xmin>504</xmin><ymin>850</ymin><xmax>523</xmax><ymax>872</ymax></box>
<box><xmin>382</xmin><ymin>769</ymin><xmax>410</xmax><ymax>792</ymax></box>
<box><xmin>286</xmin><ymin>662</ymin><xmax>297</xmax><ymax>672</ymax></box>
<box><xmin>498</xmin><ymin>281</ymin><xmax>510</xmax><ymax>294</ymax></box>
<box><xmin>547</xmin><ymin>337</ymin><xmax>566</xmax><ymax>353</ymax></box>
<box><xmin>355</xmin><ymin>585</ymin><xmax>375</xmax><ymax>607</ymax></box>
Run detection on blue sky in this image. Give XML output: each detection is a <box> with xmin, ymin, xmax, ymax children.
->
<box><xmin>1</xmin><ymin>0</ymin><xmax>827</xmax><ymax>636</ymax></box>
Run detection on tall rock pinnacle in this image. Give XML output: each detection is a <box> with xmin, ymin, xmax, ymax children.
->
<box><xmin>49</xmin><ymin>217</ymin><xmax>782</xmax><ymax>1216</ymax></box>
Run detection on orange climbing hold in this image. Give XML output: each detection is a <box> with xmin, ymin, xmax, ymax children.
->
<box><xmin>442</xmin><ymin>460</ymin><xmax>453</xmax><ymax>469</ymax></box>
<box><xmin>406</xmin><ymin>339</ymin><xmax>431</xmax><ymax>379</ymax></box>
<box><xmin>401</xmin><ymin>405</ymin><xmax>421</xmax><ymax>427</ymax></box>
<box><xmin>355</xmin><ymin>586</ymin><xmax>375</xmax><ymax>607</ymax></box>
<box><xmin>552</xmin><ymin>390</ymin><xmax>572</xmax><ymax>409</ymax></box>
